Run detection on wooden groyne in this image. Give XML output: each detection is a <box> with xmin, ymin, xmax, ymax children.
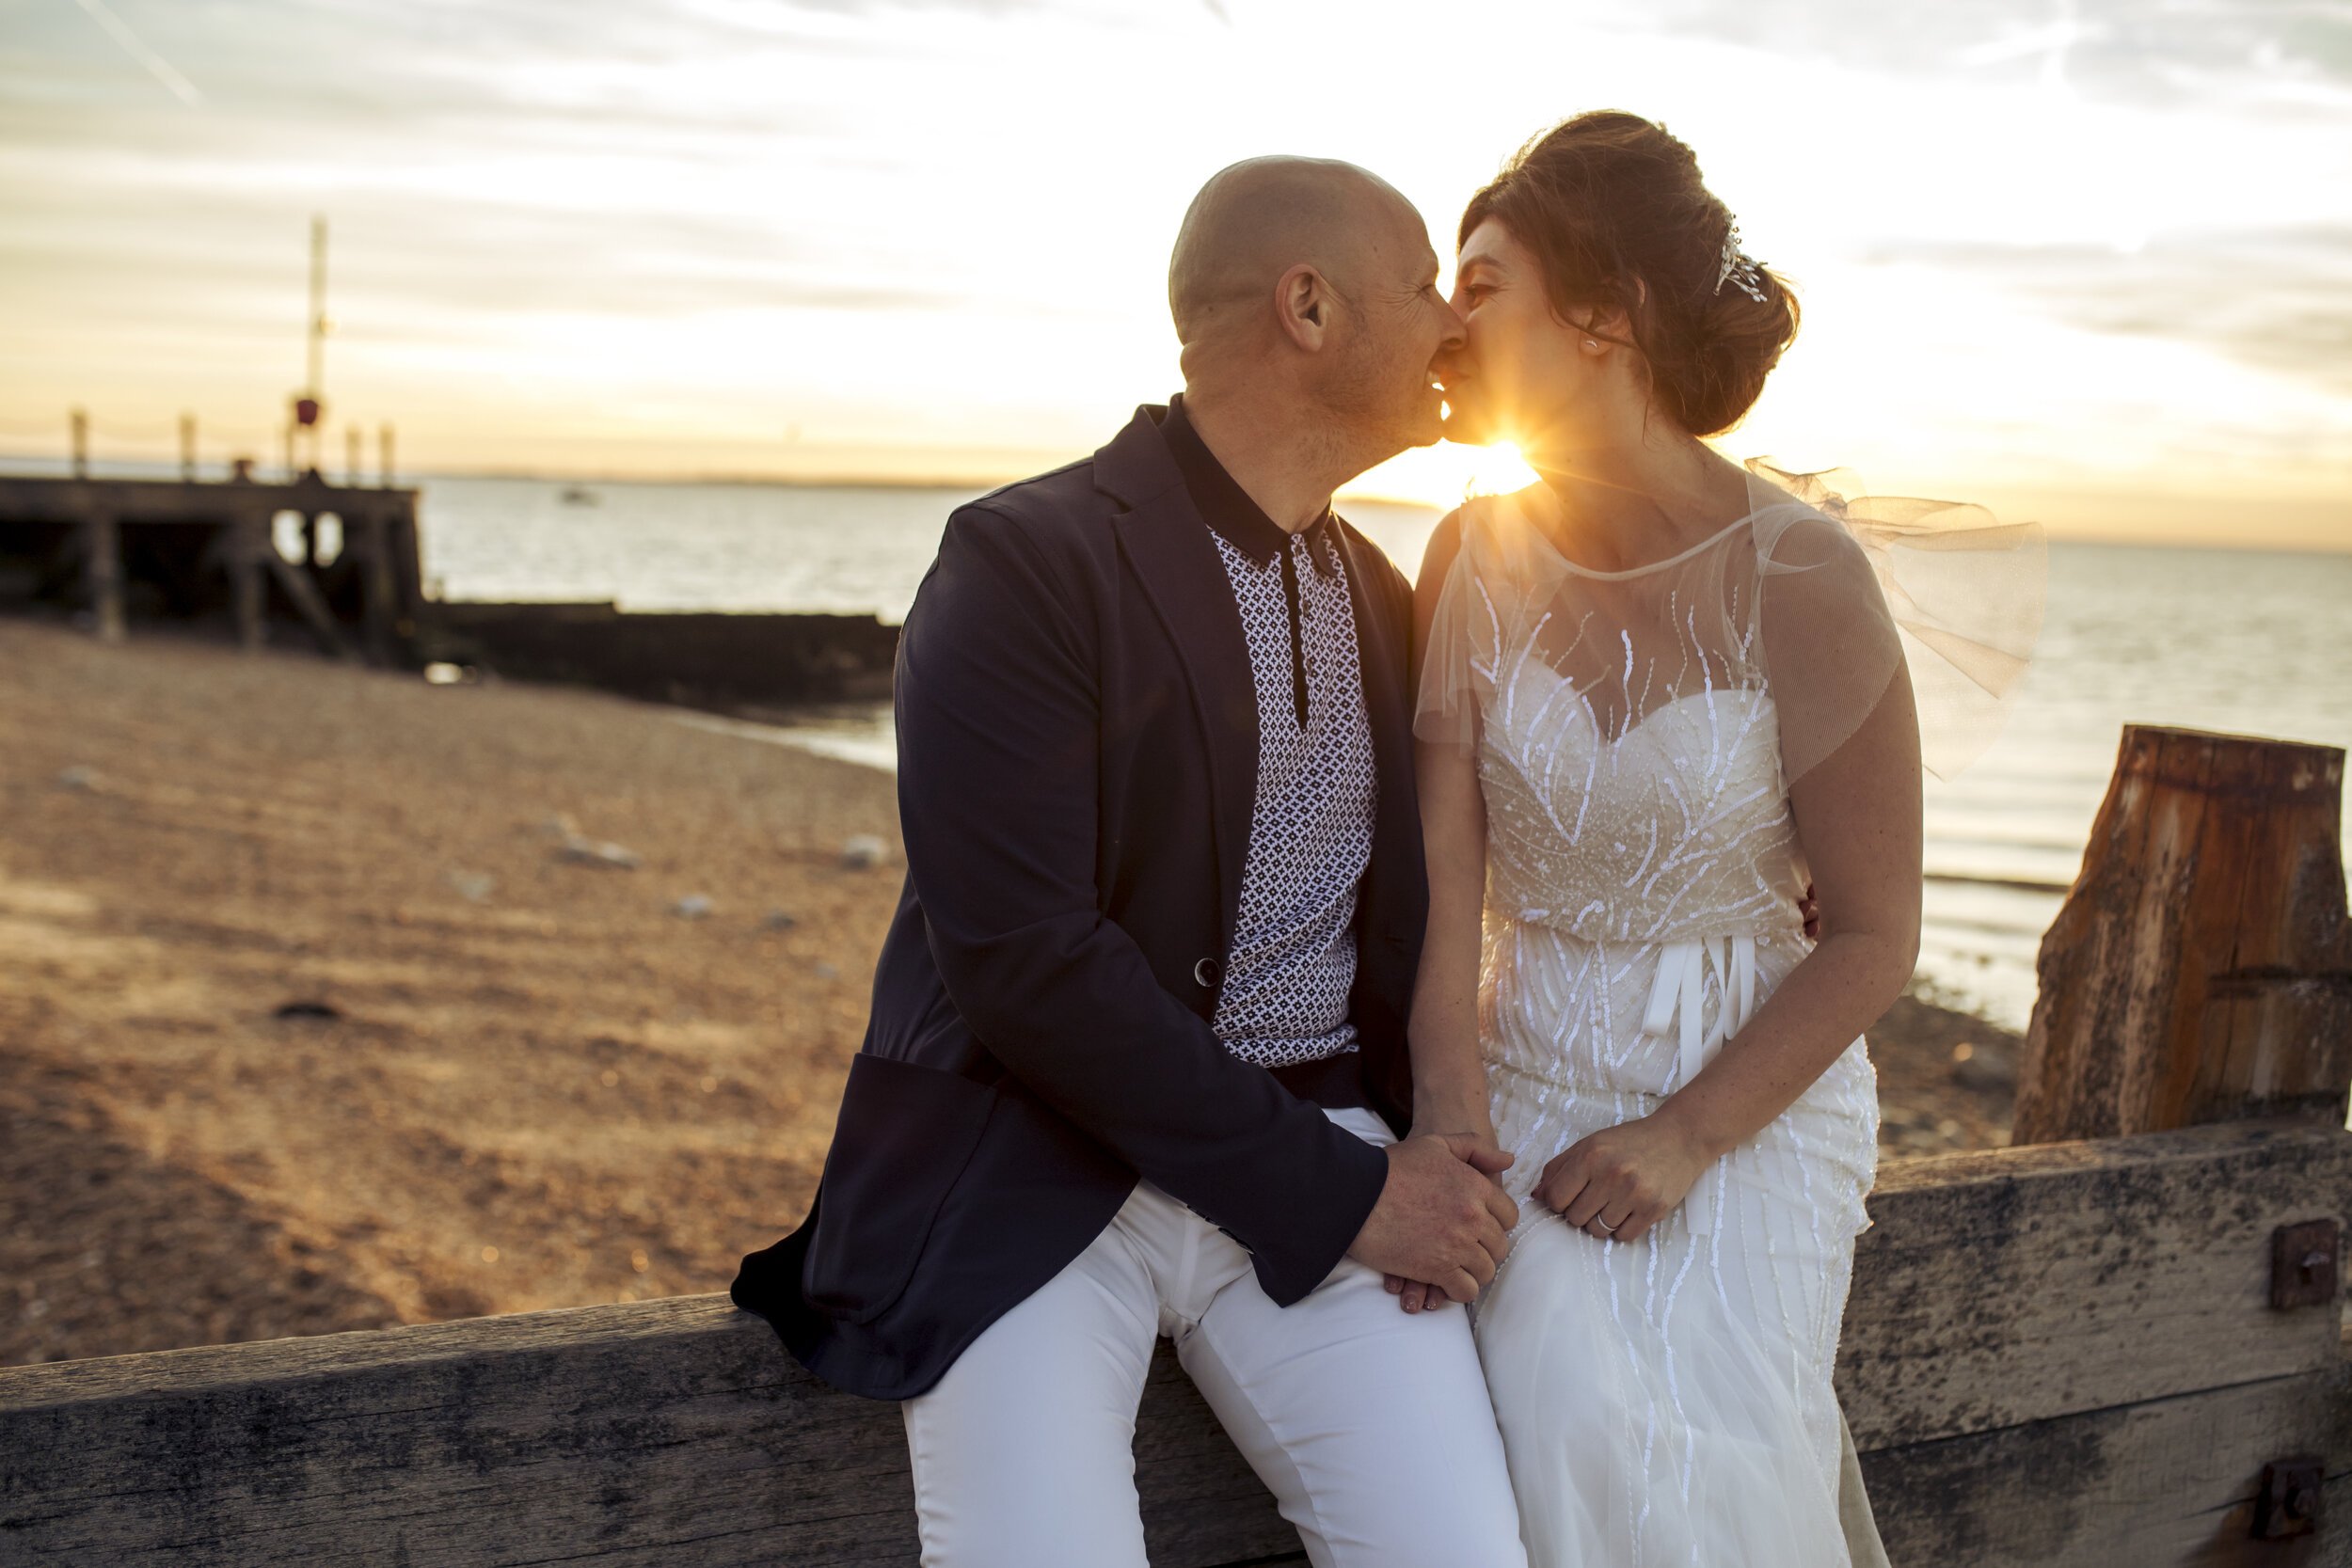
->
<box><xmin>417</xmin><ymin>601</ymin><xmax>898</xmax><ymax>707</ymax></box>
<box><xmin>1</xmin><ymin>1119</ymin><xmax>2342</xmax><ymax>1566</ymax></box>
<box><xmin>0</xmin><ymin>725</ymin><xmax>2345</xmax><ymax>1567</ymax></box>
<box><xmin>0</xmin><ymin>472</ymin><xmax>898</xmax><ymax>705</ymax></box>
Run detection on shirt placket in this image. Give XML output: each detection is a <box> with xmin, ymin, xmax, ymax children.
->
<box><xmin>1278</xmin><ymin>538</ymin><xmax>1310</xmax><ymax>728</ymax></box>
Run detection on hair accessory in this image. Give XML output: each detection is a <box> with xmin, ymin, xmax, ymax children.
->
<box><xmin>1713</xmin><ymin>219</ymin><xmax>1769</xmax><ymax>304</ymax></box>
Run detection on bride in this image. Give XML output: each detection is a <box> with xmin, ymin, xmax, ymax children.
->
<box><xmin>1400</xmin><ymin>112</ymin><xmax>2040</xmax><ymax>1564</ymax></box>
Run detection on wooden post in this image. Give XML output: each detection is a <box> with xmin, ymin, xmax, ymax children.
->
<box><xmin>180</xmin><ymin>414</ymin><xmax>197</xmax><ymax>481</ymax></box>
<box><xmin>358</xmin><ymin>512</ymin><xmax>399</xmax><ymax>666</ymax></box>
<box><xmin>346</xmin><ymin>428</ymin><xmax>362</xmax><ymax>486</ymax></box>
<box><xmin>70</xmin><ymin>408</ymin><xmax>87</xmax><ymax>479</ymax></box>
<box><xmin>2013</xmin><ymin>725</ymin><xmax>2352</xmax><ymax>1144</ymax></box>
<box><xmin>230</xmin><ymin>512</ymin><xmax>266</xmax><ymax>653</ymax></box>
<box><xmin>82</xmin><ymin>513</ymin><xmax>124</xmax><ymax>644</ymax></box>
<box><xmin>379</xmin><ymin>423</ymin><xmax>395</xmax><ymax>486</ymax></box>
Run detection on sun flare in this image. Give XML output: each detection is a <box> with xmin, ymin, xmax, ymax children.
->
<box><xmin>1345</xmin><ymin>439</ymin><xmax>1544</xmax><ymax>512</ymax></box>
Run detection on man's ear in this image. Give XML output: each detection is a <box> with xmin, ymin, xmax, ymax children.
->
<box><xmin>1276</xmin><ymin>263</ymin><xmax>1330</xmax><ymax>351</ymax></box>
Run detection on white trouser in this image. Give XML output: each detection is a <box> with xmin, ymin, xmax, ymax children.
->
<box><xmin>902</xmin><ymin>1106</ymin><xmax>1531</xmax><ymax>1568</ymax></box>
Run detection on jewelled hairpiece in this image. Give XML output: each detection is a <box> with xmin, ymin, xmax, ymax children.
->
<box><xmin>1713</xmin><ymin>219</ymin><xmax>1769</xmax><ymax>304</ymax></box>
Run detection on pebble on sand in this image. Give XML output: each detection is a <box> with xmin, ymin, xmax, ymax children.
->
<box><xmin>673</xmin><ymin>894</ymin><xmax>715</xmax><ymax>920</ymax></box>
<box><xmin>558</xmin><ymin>837</ymin><xmax>642</xmax><ymax>869</ymax></box>
<box><xmin>840</xmin><ymin>834</ymin><xmax>889</xmax><ymax>870</ymax></box>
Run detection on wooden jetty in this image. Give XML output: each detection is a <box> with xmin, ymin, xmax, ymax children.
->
<box><xmin>0</xmin><ymin>471</ymin><xmax>898</xmax><ymax>705</ymax></box>
<box><xmin>1</xmin><ymin>725</ymin><xmax>2346</xmax><ymax>1567</ymax></box>
<box><xmin>0</xmin><ymin>471</ymin><xmax>426</xmax><ymax>667</ymax></box>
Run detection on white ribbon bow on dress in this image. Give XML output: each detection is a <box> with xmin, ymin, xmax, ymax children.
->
<box><xmin>1639</xmin><ymin>935</ymin><xmax>1757</xmax><ymax>1237</ymax></box>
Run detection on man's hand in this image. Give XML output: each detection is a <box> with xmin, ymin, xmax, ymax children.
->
<box><xmin>1348</xmin><ymin>1133</ymin><xmax>1518</xmax><ymax>1305</ymax></box>
<box><xmin>1383</xmin><ymin>1112</ymin><xmax>1511</xmax><ymax>1313</ymax></box>
<box><xmin>1534</xmin><ymin>1113</ymin><xmax>1710</xmax><ymax>1245</ymax></box>
<box><xmin>1800</xmin><ymin>880</ymin><xmax>1821</xmax><ymax>942</ymax></box>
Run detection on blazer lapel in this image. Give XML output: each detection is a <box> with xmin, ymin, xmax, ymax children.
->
<box><xmin>1098</xmin><ymin>407</ymin><xmax>1259</xmax><ymax>949</ymax></box>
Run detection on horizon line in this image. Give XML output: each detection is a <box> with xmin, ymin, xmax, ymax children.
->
<box><xmin>3</xmin><ymin>450</ymin><xmax>2346</xmax><ymax>558</ymax></box>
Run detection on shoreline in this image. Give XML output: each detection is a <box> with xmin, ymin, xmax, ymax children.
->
<box><xmin>0</xmin><ymin>622</ymin><xmax>2017</xmax><ymax>1368</ymax></box>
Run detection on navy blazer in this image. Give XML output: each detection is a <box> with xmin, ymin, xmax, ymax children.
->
<box><xmin>729</xmin><ymin>405</ymin><xmax>1430</xmax><ymax>1401</ymax></box>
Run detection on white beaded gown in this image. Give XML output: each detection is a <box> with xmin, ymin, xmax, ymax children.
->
<box><xmin>1417</xmin><ymin>466</ymin><xmax>2042</xmax><ymax>1568</ymax></box>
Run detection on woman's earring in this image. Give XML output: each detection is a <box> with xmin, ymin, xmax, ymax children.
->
<box><xmin>1584</xmin><ymin>338</ymin><xmax>1599</xmax><ymax>351</ymax></box>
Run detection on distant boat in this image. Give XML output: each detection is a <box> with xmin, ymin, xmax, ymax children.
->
<box><xmin>560</xmin><ymin>485</ymin><xmax>600</xmax><ymax>506</ymax></box>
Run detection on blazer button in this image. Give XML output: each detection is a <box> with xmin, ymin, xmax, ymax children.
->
<box><xmin>1193</xmin><ymin>956</ymin><xmax>1224</xmax><ymax>989</ymax></box>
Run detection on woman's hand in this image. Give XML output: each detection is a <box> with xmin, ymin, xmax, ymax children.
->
<box><xmin>1387</xmin><ymin>1099</ymin><xmax>1510</xmax><ymax>1312</ymax></box>
<box><xmin>1533</xmin><ymin>1112</ymin><xmax>1712</xmax><ymax>1245</ymax></box>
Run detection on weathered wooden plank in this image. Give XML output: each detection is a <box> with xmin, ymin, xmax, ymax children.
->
<box><xmin>1858</xmin><ymin>1363</ymin><xmax>2352</xmax><ymax>1568</ymax></box>
<box><xmin>2016</xmin><ymin>725</ymin><xmax>2352</xmax><ymax>1143</ymax></box>
<box><xmin>5</xmin><ymin>1120</ymin><xmax>2347</xmax><ymax>1564</ymax></box>
<box><xmin>0</xmin><ymin>476</ymin><xmax>420</xmax><ymax>522</ymax></box>
<box><xmin>0</xmin><ymin>1296</ymin><xmax>1296</xmax><ymax>1568</ymax></box>
<box><xmin>1839</xmin><ymin>1118</ymin><xmax>2352</xmax><ymax>1449</ymax></box>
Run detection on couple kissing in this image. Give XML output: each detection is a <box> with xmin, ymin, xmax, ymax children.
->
<box><xmin>734</xmin><ymin>109</ymin><xmax>2038</xmax><ymax>1568</ymax></box>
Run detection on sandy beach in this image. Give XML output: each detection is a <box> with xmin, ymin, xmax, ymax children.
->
<box><xmin>0</xmin><ymin>619</ymin><xmax>2020</xmax><ymax>1368</ymax></box>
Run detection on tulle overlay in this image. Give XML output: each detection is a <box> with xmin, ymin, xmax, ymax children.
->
<box><xmin>1418</xmin><ymin>466</ymin><xmax>2033</xmax><ymax>1566</ymax></box>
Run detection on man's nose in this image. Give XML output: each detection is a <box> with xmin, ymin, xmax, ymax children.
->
<box><xmin>1436</xmin><ymin>293</ymin><xmax>1468</xmax><ymax>349</ymax></box>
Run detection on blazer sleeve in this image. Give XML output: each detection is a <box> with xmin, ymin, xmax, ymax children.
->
<box><xmin>893</xmin><ymin>501</ymin><xmax>1389</xmax><ymax>1307</ymax></box>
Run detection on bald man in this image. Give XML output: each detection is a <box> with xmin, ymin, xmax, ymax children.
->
<box><xmin>733</xmin><ymin>157</ymin><xmax>1527</xmax><ymax>1565</ymax></box>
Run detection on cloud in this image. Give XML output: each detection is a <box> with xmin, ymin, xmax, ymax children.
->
<box><xmin>4</xmin><ymin>0</ymin><xmax>2348</xmax><ymax>507</ymax></box>
<box><xmin>1859</xmin><ymin>225</ymin><xmax>2352</xmax><ymax>393</ymax></box>
<box><xmin>1605</xmin><ymin>0</ymin><xmax>2352</xmax><ymax>107</ymax></box>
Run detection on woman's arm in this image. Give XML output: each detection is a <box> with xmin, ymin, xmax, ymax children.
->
<box><xmin>1660</xmin><ymin>673</ymin><xmax>1922</xmax><ymax>1164</ymax></box>
<box><xmin>1390</xmin><ymin>515</ymin><xmax>1513</xmax><ymax>1311</ymax></box>
<box><xmin>1406</xmin><ymin>512</ymin><xmax>1500</xmax><ymax>1145</ymax></box>
<box><xmin>1409</xmin><ymin>731</ymin><xmax>1496</xmax><ymax>1143</ymax></box>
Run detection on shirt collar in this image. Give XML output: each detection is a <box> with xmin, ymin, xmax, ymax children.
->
<box><xmin>1162</xmin><ymin>394</ymin><xmax>1341</xmax><ymax>578</ymax></box>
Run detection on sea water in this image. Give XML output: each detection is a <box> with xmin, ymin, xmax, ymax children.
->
<box><xmin>421</xmin><ymin>473</ymin><xmax>2352</xmax><ymax>1032</ymax></box>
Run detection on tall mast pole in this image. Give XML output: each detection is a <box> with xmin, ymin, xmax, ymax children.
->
<box><xmin>290</xmin><ymin>214</ymin><xmax>328</xmax><ymax>476</ymax></box>
<box><xmin>307</xmin><ymin>215</ymin><xmax>327</xmax><ymax>403</ymax></box>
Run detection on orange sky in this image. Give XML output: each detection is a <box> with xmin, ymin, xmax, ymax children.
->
<box><xmin>4</xmin><ymin>0</ymin><xmax>2349</xmax><ymax>547</ymax></box>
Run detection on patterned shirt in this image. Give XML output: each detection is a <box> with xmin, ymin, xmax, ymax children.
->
<box><xmin>1162</xmin><ymin>398</ymin><xmax>1378</xmax><ymax>1069</ymax></box>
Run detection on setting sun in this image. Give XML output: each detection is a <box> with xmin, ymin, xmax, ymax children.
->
<box><xmin>1349</xmin><ymin>439</ymin><xmax>1544</xmax><ymax>511</ymax></box>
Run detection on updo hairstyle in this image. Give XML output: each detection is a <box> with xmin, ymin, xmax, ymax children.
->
<box><xmin>1459</xmin><ymin>111</ymin><xmax>1800</xmax><ymax>436</ymax></box>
